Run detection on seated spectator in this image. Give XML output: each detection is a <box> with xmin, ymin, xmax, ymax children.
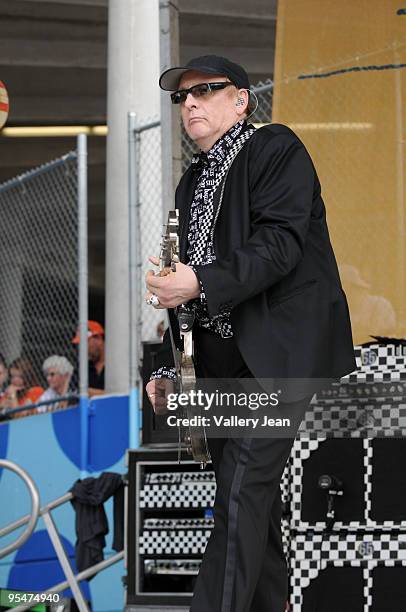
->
<box><xmin>38</xmin><ymin>355</ymin><xmax>74</xmax><ymax>413</ymax></box>
<box><xmin>0</xmin><ymin>357</ymin><xmax>44</xmax><ymax>418</ymax></box>
<box><xmin>0</xmin><ymin>354</ymin><xmax>8</xmax><ymax>400</ymax></box>
<box><xmin>72</xmin><ymin>320</ymin><xmax>105</xmax><ymax>397</ymax></box>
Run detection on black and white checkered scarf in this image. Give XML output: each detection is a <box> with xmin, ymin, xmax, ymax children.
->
<box><xmin>186</xmin><ymin>119</ymin><xmax>256</xmax><ymax>338</ymax></box>
<box><xmin>150</xmin><ymin>120</ymin><xmax>255</xmax><ymax>382</ymax></box>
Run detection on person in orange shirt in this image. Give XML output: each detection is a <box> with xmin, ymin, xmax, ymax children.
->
<box><xmin>0</xmin><ymin>357</ymin><xmax>44</xmax><ymax>418</ymax></box>
<box><xmin>71</xmin><ymin>320</ymin><xmax>105</xmax><ymax>397</ymax></box>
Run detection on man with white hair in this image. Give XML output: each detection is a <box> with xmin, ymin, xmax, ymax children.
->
<box><xmin>38</xmin><ymin>355</ymin><xmax>74</xmax><ymax>412</ymax></box>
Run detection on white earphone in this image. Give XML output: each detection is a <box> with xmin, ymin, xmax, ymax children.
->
<box><xmin>234</xmin><ymin>90</ymin><xmax>259</xmax><ymax>119</ymax></box>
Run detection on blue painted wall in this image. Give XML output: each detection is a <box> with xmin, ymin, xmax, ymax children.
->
<box><xmin>0</xmin><ymin>395</ymin><xmax>131</xmax><ymax>612</ymax></box>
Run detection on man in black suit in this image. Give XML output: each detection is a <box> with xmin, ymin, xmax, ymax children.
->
<box><xmin>145</xmin><ymin>55</ymin><xmax>355</xmax><ymax>612</ymax></box>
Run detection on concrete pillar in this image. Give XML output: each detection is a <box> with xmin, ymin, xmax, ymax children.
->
<box><xmin>105</xmin><ymin>0</ymin><xmax>160</xmax><ymax>392</ymax></box>
<box><xmin>160</xmin><ymin>0</ymin><xmax>182</xmax><ymax>216</ymax></box>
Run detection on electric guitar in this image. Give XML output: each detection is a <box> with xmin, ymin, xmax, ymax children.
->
<box><xmin>159</xmin><ymin>210</ymin><xmax>211</xmax><ymax>468</ymax></box>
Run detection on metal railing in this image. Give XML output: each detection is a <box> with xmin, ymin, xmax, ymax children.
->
<box><xmin>0</xmin><ymin>394</ymin><xmax>79</xmax><ymax>421</ymax></box>
<box><xmin>0</xmin><ymin>460</ymin><xmax>124</xmax><ymax>612</ymax></box>
<box><xmin>0</xmin><ymin>460</ymin><xmax>40</xmax><ymax>559</ymax></box>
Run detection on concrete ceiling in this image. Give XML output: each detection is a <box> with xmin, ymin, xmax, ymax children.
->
<box><xmin>0</xmin><ymin>0</ymin><xmax>277</xmax><ymax>128</ymax></box>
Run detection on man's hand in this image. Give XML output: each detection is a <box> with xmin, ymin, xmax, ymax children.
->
<box><xmin>146</xmin><ymin>378</ymin><xmax>175</xmax><ymax>415</ymax></box>
<box><xmin>145</xmin><ymin>255</ymin><xmax>200</xmax><ymax>308</ymax></box>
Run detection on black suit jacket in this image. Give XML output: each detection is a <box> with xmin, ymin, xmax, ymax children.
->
<box><xmin>163</xmin><ymin>123</ymin><xmax>355</xmax><ymax>383</ymax></box>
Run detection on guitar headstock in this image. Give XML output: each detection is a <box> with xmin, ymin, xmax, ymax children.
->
<box><xmin>160</xmin><ymin>209</ymin><xmax>179</xmax><ymax>271</ymax></box>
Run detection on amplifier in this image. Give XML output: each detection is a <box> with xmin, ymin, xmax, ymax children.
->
<box><xmin>289</xmin><ymin>436</ymin><xmax>406</xmax><ymax>532</ymax></box>
<box><xmin>299</xmin><ymin>394</ymin><xmax>406</xmax><ymax>438</ymax></box>
<box><xmin>289</xmin><ymin>351</ymin><xmax>406</xmax><ymax>532</ymax></box>
<box><xmin>125</xmin><ymin>446</ymin><xmax>291</xmax><ymax>608</ymax></box>
<box><xmin>126</xmin><ymin>447</ymin><xmax>208</xmax><ymax>608</ymax></box>
<box><xmin>289</xmin><ymin>532</ymin><xmax>406</xmax><ymax>611</ymax></box>
<box><xmin>139</xmin><ymin>470</ymin><xmax>216</xmax><ymax>510</ymax></box>
<box><xmin>345</xmin><ymin>344</ymin><xmax>406</xmax><ymax>383</ymax></box>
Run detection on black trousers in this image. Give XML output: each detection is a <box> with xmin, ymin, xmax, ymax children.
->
<box><xmin>190</xmin><ymin>328</ymin><xmax>311</xmax><ymax>612</ymax></box>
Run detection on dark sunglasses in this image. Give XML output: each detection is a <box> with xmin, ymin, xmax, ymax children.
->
<box><xmin>170</xmin><ymin>82</ymin><xmax>234</xmax><ymax>105</ymax></box>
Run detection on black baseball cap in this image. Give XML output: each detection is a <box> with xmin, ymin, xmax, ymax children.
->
<box><xmin>159</xmin><ymin>55</ymin><xmax>250</xmax><ymax>91</ymax></box>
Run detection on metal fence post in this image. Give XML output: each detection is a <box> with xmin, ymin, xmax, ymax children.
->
<box><xmin>77</xmin><ymin>133</ymin><xmax>89</xmax><ymax>476</ymax></box>
<box><xmin>128</xmin><ymin>113</ymin><xmax>141</xmax><ymax>449</ymax></box>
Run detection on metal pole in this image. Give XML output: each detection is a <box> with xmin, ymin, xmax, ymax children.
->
<box><xmin>128</xmin><ymin>116</ymin><xmax>161</xmax><ymax>448</ymax></box>
<box><xmin>160</xmin><ymin>0</ymin><xmax>181</xmax><ymax>215</ymax></box>
<box><xmin>394</xmin><ymin>48</ymin><xmax>405</xmax><ymax>331</ymax></box>
<box><xmin>0</xmin><ymin>460</ymin><xmax>40</xmax><ymax>559</ymax></box>
<box><xmin>128</xmin><ymin>112</ymin><xmax>141</xmax><ymax>449</ymax></box>
<box><xmin>251</xmin><ymin>82</ymin><xmax>274</xmax><ymax>95</ymax></box>
<box><xmin>105</xmin><ymin>0</ymin><xmax>160</xmax><ymax>393</ymax></box>
<box><xmin>0</xmin><ymin>493</ymin><xmax>72</xmax><ymax>540</ymax></box>
<box><xmin>42</xmin><ymin>511</ymin><xmax>89</xmax><ymax>612</ymax></box>
<box><xmin>77</xmin><ymin>133</ymin><xmax>89</xmax><ymax>477</ymax></box>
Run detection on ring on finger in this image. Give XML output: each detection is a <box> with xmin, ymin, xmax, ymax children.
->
<box><xmin>146</xmin><ymin>294</ymin><xmax>160</xmax><ymax>307</ymax></box>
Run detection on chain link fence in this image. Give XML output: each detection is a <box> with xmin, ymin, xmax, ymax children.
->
<box><xmin>252</xmin><ymin>79</ymin><xmax>274</xmax><ymax>123</ymax></box>
<box><xmin>129</xmin><ymin>117</ymin><xmax>164</xmax><ymax>348</ymax></box>
<box><xmin>0</xmin><ymin>153</ymin><xmax>80</xmax><ymax>390</ymax></box>
<box><xmin>137</xmin><ymin>121</ymin><xmax>164</xmax><ymax>344</ymax></box>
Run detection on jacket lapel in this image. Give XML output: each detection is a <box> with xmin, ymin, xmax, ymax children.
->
<box><xmin>176</xmin><ymin>168</ymin><xmax>198</xmax><ymax>263</ymax></box>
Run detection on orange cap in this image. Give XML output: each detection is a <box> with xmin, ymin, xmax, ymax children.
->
<box><xmin>72</xmin><ymin>320</ymin><xmax>105</xmax><ymax>344</ymax></box>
